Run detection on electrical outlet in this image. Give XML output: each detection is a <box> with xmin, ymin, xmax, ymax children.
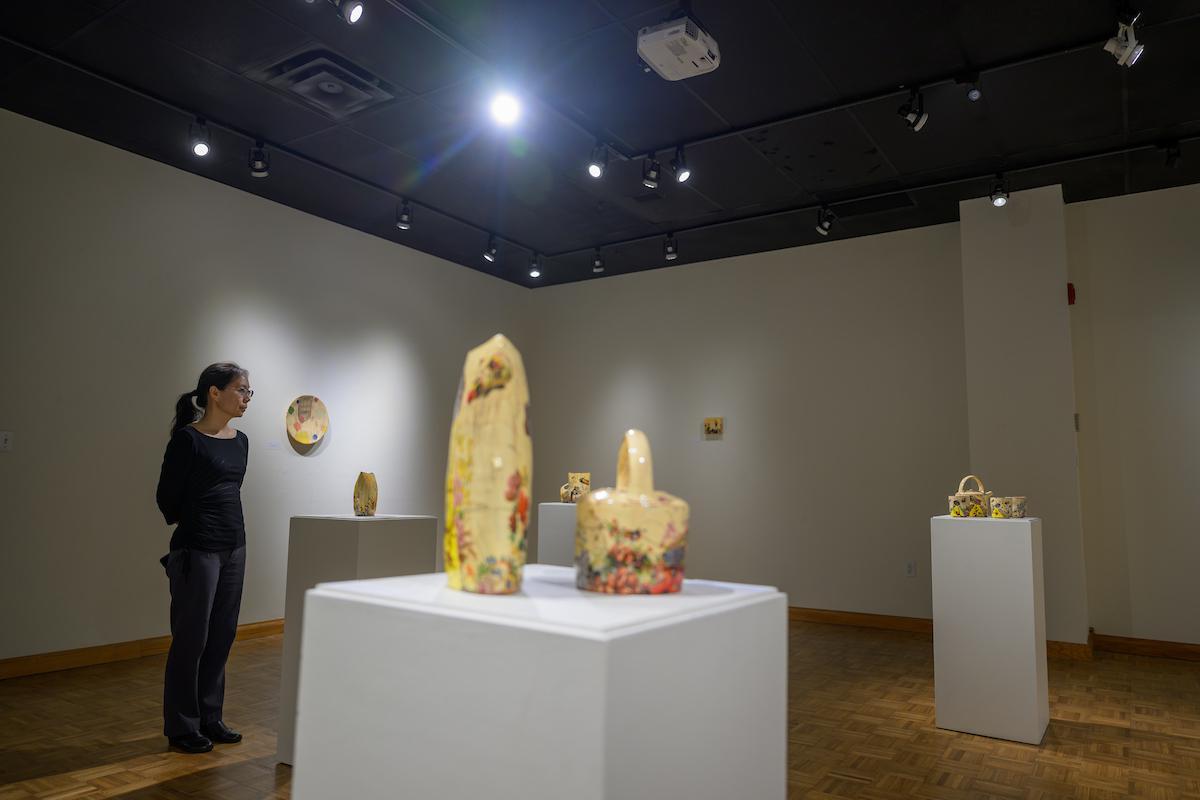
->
<box><xmin>905</xmin><ymin>560</ymin><xmax>917</xmax><ymax>578</ymax></box>
<box><xmin>0</xmin><ymin>431</ymin><xmax>11</xmax><ymax>452</ymax></box>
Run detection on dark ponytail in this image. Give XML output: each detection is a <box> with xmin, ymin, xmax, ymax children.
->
<box><xmin>170</xmin><ymin>362</ymin><xmax>249</xmax><ymax>436</ymax></box>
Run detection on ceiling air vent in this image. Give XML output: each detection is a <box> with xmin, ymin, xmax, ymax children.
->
<box><xmin>247</xmin><ymin>48</ymin><xmax>398</xmax><ymax>120</ymax></box>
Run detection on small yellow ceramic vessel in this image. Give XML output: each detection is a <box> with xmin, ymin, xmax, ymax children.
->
<box><xmin>575</xmin><ymin>430</ymin><xmax>689</xmax><ymax>594</ymax></box>
<box><xmin>443</xmin><ymin>334</ymin><xmax>532</xmax><ymax>594</ymax></box>
<box><xmin>559</xmin><ymin>472</ymin><xmax>591</xmax><ymax>503</ymax></box>
<box><xmin>353</xmin><ymin>471</ymin><xmax>378</xmax><ymax>517</ymax></box>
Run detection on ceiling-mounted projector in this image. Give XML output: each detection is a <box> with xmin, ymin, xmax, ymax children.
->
<box><xmin>637</xmin><ymin>16</ymin><xmax>720</xmax><ymax>81</ymax></box>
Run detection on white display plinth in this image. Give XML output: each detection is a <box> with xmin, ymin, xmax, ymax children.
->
<box><xmin>277</xmin><ymin>515</ymin><xmax>438</xmax><ymax>765</ymax></box>
<box><xmin>536</xmin><ymin>501</ymin><xmax>577</xmax><ymax>566</ymax></box>
<box><xmin>930</xmin><ymin>516</ymin><xmax>1048</xmax><ymax>744</ymax></box>
<box><xmin>291</xmin><ymin>564</ymin><xmax>786</xmax><ymax>800</ymax></box>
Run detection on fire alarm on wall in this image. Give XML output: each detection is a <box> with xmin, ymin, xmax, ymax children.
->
<box><xmin>1067</xmin><ymin>282</ymin><xmax>1076</xmax><ymax>305</ymax></box>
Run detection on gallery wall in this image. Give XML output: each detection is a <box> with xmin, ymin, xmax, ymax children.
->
<box><xmin>1066</xmin><ymin>184</ymin><xmax>1200</xmax><ymax>645</ymax></box>
<box><xmin>2</xmin><ymin>106</ymin><xmax>1197</xmax><ymax>660</ymax></box>
<box><xmin>525</xmin><ymin>224</ymin><xmax>971</xmax><ymax>619</ymax></box>
<box><xmin>0</xmin><ymin>109</ymin><xmax>533</xmax><ymax>660</ymax></box>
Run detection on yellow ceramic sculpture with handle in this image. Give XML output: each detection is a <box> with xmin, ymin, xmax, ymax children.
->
<box><xmin>575</xmin><ymin>430</ymin><xmax>689</xmax><ymax>594</ymax></box>
<box><xmin>443</xmin><ymin>334</ymin><xmax>532</xmax><ymax>594</ymax></box>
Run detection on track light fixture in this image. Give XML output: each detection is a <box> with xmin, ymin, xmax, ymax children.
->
<box><xmin>587</xmin><ymin>143</ymin><xmax>608</xmax><ymax>179</ymax></box>
<box><xmin>592</xmin><ymin>248</ymin><xmax>605</xmax><ymax>273</ymax></box>
<box><xmin>671</xmin><ymin>146</ymin><xmax>691</xmax><ymax>183</ymax></box>
<box><xmin>248</xmin><ymin>141</ymin><xmax>269</xmax><ymax>178</ymax></box>
<box><xmin>1104</xmin><ymin>7</ymin><xmax>1144</xmax><ymax>66</ymax></box>
<box><xmin>529</xmin><ymin>253</ymin><xmax>541</xmax><ymax>279</ymax></box>
<box><xmin>641</xmin><ymin>159</ymin><xmax>660</xmax><ymax>190</ymax></box>
<box><xmin>483</xmin><ymin>235</ymin><xmax>498</xmax><ymax>263</ymax></box>
<box><xmin>395</xmin><ymin>199</ymin><xmax>412</xmax><ymax>230</ymax></box>
<box><xmin>989</xmin><ymin>175</ymin><xmax>1009</xmax><ymax>207</ymax></box>
<box><xmin>333</xmin><ymin>0</ymin><xmax>364</xmax><ymax>24</ymax></box>
<box><xmin>814</xmin><ymin>206</ymin><xmax>835</xmax><ymax>236</ymax></box>
<box><xmin>966</xmin><ymin>83</ymin><xmax>982</xmax><ymax>102</ymax></box>
<box><xmin>898</xmin><ymin>89</ymin><xmax>928</xmax><ymax>132</ymax></box>
<box><xmin>188</xmin><ymin>118</ymin><xmax>210</xmax><ymax>157</ymax></box>
<box><xmin>664</xmin><ymin>233</ymin><xmax>678</xmax><ymax>261</ymax></box>
<box><xmin>956</xmin><ymin>72</ymin><xmax>982</xmax><ymax>102</ymax></box>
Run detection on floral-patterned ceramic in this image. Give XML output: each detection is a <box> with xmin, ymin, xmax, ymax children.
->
<box><xmin>948</xmin><ymin>474</ymin><xmax>992</xmax><ymax>518</ymax></box>
<box><xmin>353</xmin><ymin>471</ymin><xmax>378</xmax><ymax>517</ymax></box>
<box><xmin>990</xmin><ymin>496</ymin><xmax>1012</xmax><ymax>518</ymax></box>
<box><xmin>575</xmin><ymin>430</ymin><xmax>690</xmax><ymax>594</ymax></box>
<box><xmin>1009</xmin><ymin>496</ymin><xmax>1027</xmax><ymax>518</ymax></box>
<box><xmin>443</xmin><ymin>334</ymin><xmax>532</xmax><ymax>594</ymax></box>
<box><xmin>286</xmin><ymin>395</ymin><xmax>329</xmax><ymax>445</ymax></box>
<box><xmin>559</xmin><ymin>472</ymin><xmax>591</xmax><ymax>503</ymax></box>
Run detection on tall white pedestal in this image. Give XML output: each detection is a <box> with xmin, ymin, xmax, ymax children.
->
<box><xmin>277</xmin><ymin>515</ymin><xmax>438</xmax><ymax>765</ymax></box>
<box><xmin>536</xmin><ymin>502</ymin><xmax>577</xmax><ymax>566</ymax></box>
<box><xmin>292</xmin><ymin>564</ymin><xmax>787</xmax><ymax>800</ymax></box>
<box><xmin>930</xmin><ymin>516</ymin><xmax>1048</xmax><ymax>744</ymax></box>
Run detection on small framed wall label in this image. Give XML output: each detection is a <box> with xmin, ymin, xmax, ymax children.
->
<box><xmin>703</xmin><ymin>417</ymin><xmax>724</xmax><ymax>439</ymax></box>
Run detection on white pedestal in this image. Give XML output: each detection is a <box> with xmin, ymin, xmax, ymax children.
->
<box><xmin>277</xmin><ymin>515</ymin><xmax>438</xmax><ymax>765</ymax></box>
<box><xmin>291</xmin><ymin>564</ymin><xmax>787</xmax><ymax>800</ymax></box>
<box><xmin>930</xmin><ymin>516</ymin><xmax>1048</xmax><ymax>744</ymax></box>
<box><xmin>536</xmin><ymin>502</ymin><xmax>577</xmax><ymax>566</ymax></box>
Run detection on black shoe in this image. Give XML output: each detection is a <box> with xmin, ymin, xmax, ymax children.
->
<box><xmin>168</xmin><ymin>733</ymin><xmax>214</xmax><ymax>754</ymax></box>
<box><xmin>201</xmin><ymin>720</ymin><xmax>243</xmax><ymax>744</ymax></box>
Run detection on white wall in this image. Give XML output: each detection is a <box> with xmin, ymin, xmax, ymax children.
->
<box><xmin>1067</xmin><ymin>184</ymin><xmax>1200</xmax><ymax>644</ymax></box>
<box><xmin>526</xmin><ymin>225</ymin><xmax>970</xmax><ymax>618</ymax></box>
<box><xmin>0</xmin><ymin>109</ymin><xmax>532</xmax><ymax>659</ymax></box>
<box><xmin>958</xmin><ymin>186</ymin><xmax>1090</xmax><ymax>644</ymax></box>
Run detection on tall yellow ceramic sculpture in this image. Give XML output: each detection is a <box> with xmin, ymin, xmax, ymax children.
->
<box><xmin>575</xmin><ymin>430</ymin><xmax>690</xmax><ymax>594</ymax></box>
<box><xmin>443</xmin><ymin>334</ymin><xmax>532</xmax><ymax>594</ymax></box>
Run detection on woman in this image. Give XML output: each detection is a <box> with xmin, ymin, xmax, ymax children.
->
<box><xmin>155</xmin><ymin>362</ymin><xmax>253</xmax><ymax>753</ymax></box>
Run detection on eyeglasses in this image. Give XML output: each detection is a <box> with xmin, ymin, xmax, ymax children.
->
<box><xmin>230</xmin><ymin>387</ymin><xmax>255</xmax><ymax>399</ymax></box>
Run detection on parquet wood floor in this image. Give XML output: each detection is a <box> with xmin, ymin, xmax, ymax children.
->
<box><xmin>1</xmin><ymin>624</ymin><xmax>1197</xmax><ymax>798</ymax></box>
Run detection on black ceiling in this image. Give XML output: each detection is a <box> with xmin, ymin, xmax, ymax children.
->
<box><xmin>2</xmin><ymin>1</ymin><xmax>1199</xmax><ymax>287</ymax></box>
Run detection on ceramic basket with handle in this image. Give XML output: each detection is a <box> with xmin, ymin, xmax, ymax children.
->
<box><xmin>948</xmin><ymin>474</ymin><xmax>992</xmax><ymax>518</ymax></box>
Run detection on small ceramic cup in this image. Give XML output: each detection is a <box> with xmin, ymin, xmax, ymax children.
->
<box><xmin>990</xmin><ymin>496</ymin><xmax>1012</xmax><ymax>519</ymax></box>
<box><xmin>1008</xmin><ymin>496</ymin><xmax>1027</xmax><ymax>518</ymax></box>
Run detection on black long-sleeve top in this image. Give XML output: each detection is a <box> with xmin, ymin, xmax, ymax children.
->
<box><xmin>156</xmin><ymin>426</ymin><xmax>249</xmax><ymax>552</ymax></box>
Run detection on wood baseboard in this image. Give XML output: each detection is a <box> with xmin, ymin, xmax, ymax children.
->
<box><xmin>788</xmin><ymin>606</ymin><xmax>932</xmax><ymax>634</ymax></box>
<box><xmin>1093</xmin><ymin>632</ymin><xmax>1200</xmax><ymax>662</ymax></box>
<box><xmin>0</xmin><ymin>619</ymin><xmax>284</xmax><ymax>681</ymax></box>
<box><xmin>789</xmin><ymin>606</ymin><xmax>1095</xmax><ymax>660</ymax></box>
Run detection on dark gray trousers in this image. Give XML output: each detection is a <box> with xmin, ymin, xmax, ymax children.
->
<box><xmin>162</xmin><ymin>546</ymin><xmax>245</xmax><ymax>738</ymax></box>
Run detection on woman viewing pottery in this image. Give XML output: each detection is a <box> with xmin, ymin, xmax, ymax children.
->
<box><xmin>155</xmin><ymin>363</ymin><xmax>253</xmax><ymax>754</ymax></box>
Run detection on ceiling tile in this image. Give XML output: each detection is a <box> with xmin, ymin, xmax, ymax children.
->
<box><xmin>743</xmin><ymin>110</ymin><xmax>900</xmax><ymax>197</ymax></box>
<box><xmin>57</xmin><ymin>15</ymin><xmax>336</xmax><ymax>144</ymax></box>
<box><xmin>115</xmin><ymin>0</ymin><xmax>313</xmax><ymax>74</ymax></box>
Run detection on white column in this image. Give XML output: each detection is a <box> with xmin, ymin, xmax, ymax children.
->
<box><xmin>958</xmin><ymin>185</ymin><xmax>1089</xmax><ymax>644</ymax></box>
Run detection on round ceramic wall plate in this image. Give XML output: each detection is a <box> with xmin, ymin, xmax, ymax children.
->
<box><xmin>286</xmin><ymin>395</ymin><xmax>329</xmax><ymax>445</ymax></box>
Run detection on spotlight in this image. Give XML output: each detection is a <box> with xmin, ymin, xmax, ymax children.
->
<box><xmin>188</xmin><ymin>118</ymin><xmax>210</xmax><ymax>157</ymax></box>
<box><xmin>671</xmin><ymin>146</ymin><xmax>690</xmax><ymax>183</ymax></box>
<box><xmin>490</xmin><ymin>92</ymin><xmax>520</xmax><ymax>127</ymax></box>
<box><xmin>664</xmin><ymin>234</ymin><xmax>678</xmax><ymax>261</ymax></box>
<box><xmin>814</xmin><ymin>206</ymin><xmax>835</xmax><ymax>236</ymax></box>
<box><xmin>483</xmin><ymin>235</ymin><xmax>498</xmax><ymax>263</ymax></box>
<box><xmin>395</xmin><ymin>199</ymin><xmax>412</xmax><ymax>230</ymax></box>
<box><xmin>641</xmin><ymin>159</ymin><xmax>660</xmax><ymax>190</ymax></box>
<box><xmin>587</xmin><ymin>143</ymin><xmax>608</xmax><ymax>179</ymax></box>
<box><xmin>592</xmin><ymin>249</ymin><xmax>604</xmax><ymax>273</ymax></box>
<box><xmin>957</xmin><ymin>73</ymin><xmax>982</xmax><ymax>102</ymax></box>
<box><xmin>529</xmin><ymin>253</ymin><xmax>541</xmax><ymax>279</ymax></box>
<box><xmin>989</xmin><ymin>175</ymin><xmax>1009</xmax><ymax>208</ymax></box>
<box><xmin>1164</xmin><ymin>143</ymin><xmax>1182</xmax><ymax>169</ymax></box>
<box><xmin>898</xmin><ymin>89</ymin><xmax>928</xmax><ymax>132</ymax></box>
<box><xmin>248</xmin><ymin>141</ymin><xmax>269</xmax><ymax>178</ymax></box>
<box><xmin>332</xmin><ymin>0</ymin><xmax>364</xmax><ymax>24</ymax></box>
<box><xmin>1104</xmin><ymin>8</ymin><xmax>1144</xmax><ymax>66</ymax></box>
